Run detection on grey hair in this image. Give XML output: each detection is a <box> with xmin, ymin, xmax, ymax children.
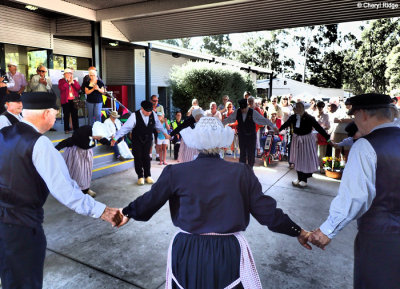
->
<box><xmin>198</xmin><ymin>148</ymin><xmax>221</xmax><ymax>155</ymax></box>
<box><xmin>22</xmin><ymin>108</ymin><xmax>57</xmax><ymax>118</ymax></box>
<box><xmin>209</xmin><ymin>102</ymin><xmax>217</xmax><ymax>108</ymax></box>
<box><xmin>192</xmin><ymin>98</ymin><xmax>198</xmax><ymax>105</ymax></box>
<box><xmin>88</xmin><ymin>69</ymin><xmax>97</xmax><ymax>76</ymax></box>
<box><xmin>389</xmin><ymin>104</ymin><xmax>399</xmax><ymax>120</ymax></box>
<box><xmin>364</xmin><ymin>107</ymin><xmax>394</xmax><ymax>121</ymax></box>
<box><xmin>248</xmin><ymin>96</ymin><xmax>255</xmax><ymax>102</ymax></box>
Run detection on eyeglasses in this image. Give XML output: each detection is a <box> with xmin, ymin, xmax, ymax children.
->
<box><xmin>272</xmin><ymin>101</ymin><xmax>276</xmax><ymax>103</ymax></box>
<box><xmin>151</xmin><ymin>99</ymin><xmax>158</xmax><ymax>102</ymax></box>
<box><xmin>38</xmin><ymin>70</ymin><xmax>46</xmax><ymax>73</ymax></box>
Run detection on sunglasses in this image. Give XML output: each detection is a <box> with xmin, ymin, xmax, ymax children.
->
<box><xmin>151</xmin><ymin>99</ymin><xmax>158</xmax><ymax>102</ymax></box>
<box><xmin>38</xmin><ymin>70</ymin><xmax>46</xmax><ymax>73</ymax></box>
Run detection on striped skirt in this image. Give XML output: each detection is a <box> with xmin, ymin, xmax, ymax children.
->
<box><xmin>289</xmin><ymin>133</ymin><xmax>319</xmax><ymax>173</ymax></box>
<box><xmin>177</xmin><ymin>139</ymin><xmax>198</xmax><ymax>163</ymax></box>
<box><xmin>62</xmin><ymin>146</ymin><xmax>93</xmax><ymax>190</ymax></box>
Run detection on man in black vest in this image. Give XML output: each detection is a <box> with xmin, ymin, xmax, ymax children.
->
<box><xmin>0</xmin><ymin>93</ymin><xmax>23</xmax><ymax>129</ymax></box>
<box><xmin>309</xmin><ymin>93</ymin><xmax>400</xmax><ymax>289</ymax></box>
<box><xmin>112</xmin><ymin>100</ymin><xmax>170</xmax><ymax>185</ymax></box>
<box><xmin>0</xmin><ymin>92</ymin><xmax>122</xmax><ymax>289</ymax></box>
<box><xmin>223</xmin><ymin>98</ymin><xmax>277</xmax><ymax>167</ymax></box>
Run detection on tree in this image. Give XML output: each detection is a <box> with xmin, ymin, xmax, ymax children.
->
<box><xmin>201</xmin><ymin>34</ymin><xmax>232</xmax><ymax>58</ymax></box>
<box><xmin>169</xmin><ymin>61</ymin><xmax>255</xmax><ymax>113</ymax></box>
<box><xmin>348</xmin><ymin>19</ymin><xmax>400</xmax><ymax>94</ymax></box>
<box><xmin>159</xmin><ymin>38</ymin><xmax>192</xmax><ymax>49</ymax></box>
<box><xmin>385</xmin><ymin>44</ymin><xmax>400</xmax><ymax>94</ymax></box>
<box><xmin>233</xmin><ymin>31</ymin><xmax>294</xmax><ymax>77</ymax></box>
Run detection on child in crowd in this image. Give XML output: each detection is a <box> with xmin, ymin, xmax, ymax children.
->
<box><xmin>156</xmin><ymin>112</ymin><xmax>170</xmax><ymax>165</ymax></box>
<box><xmin>332</xmin><ymin>121</ymin><xmax>361</xmax><ymax>149</ymax></box>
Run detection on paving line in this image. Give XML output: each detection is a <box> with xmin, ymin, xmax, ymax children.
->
<box><xmin>92</xmin><ymin>159</ymin><xmax>133</xmax><ymax>172</ymax></box>
<box><xmin>46</xmin><ymin>247</ymin><xmax>146</xmax><ymax>289</ymax></box>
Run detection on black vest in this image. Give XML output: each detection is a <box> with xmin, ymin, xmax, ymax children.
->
<box><xmin>132</xmin><ymin>110</ymin><xmax>155</xmax><ymax>144</ymax></box>
<box><xmin>236</xmin><ymin>108</ymin><xmax>256</xmax><ymax>137</ymax></box>
<box><xmin>357</xmin><ymin>126</ymin><xmax>400</xmax><ymax>234</ymax></box>
<box><xmin>2</xmin><ymin>111</ymin><xmax>20</xmax><ymax>126</ymax></box>
<box><xmin>0</xmin><ymin>122</ymin><xmax>50</xmax><ymax>228</ymax></box>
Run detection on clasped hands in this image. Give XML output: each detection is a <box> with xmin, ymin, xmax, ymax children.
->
<box><xmin>297</xmin><ymin>228</ymin><xmax>331</xmax><ymax>250</ymax></box>
<box><xmin>100</xmin><ymin>207</ymin><xmax>130</xmax><ymax>228</ymax></box>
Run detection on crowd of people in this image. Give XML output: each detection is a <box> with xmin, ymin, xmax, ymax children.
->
<box><xmin>1</xmin><ymin>63</ymin><xmax>400</xmax><ymax>289</ymax></box>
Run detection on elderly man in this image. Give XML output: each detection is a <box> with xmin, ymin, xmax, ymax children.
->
<box><xmin>116</xmin><ymin>116</ymin><xmax>311</xmax><ymax>289</ymax></box>
<box><xmin>151</xmin><ymin>94</ymin><xmax>164</xmax><ymax>161</ymax></box>
<box><xmin>112</xmin><ymin>100</ymin><xmax>170</xmax><ymax>185</ymax></box>
<box><xmin>218</xmin><ymin>95</ymin><xmax>231</xmax><ymax>114</ymax></box>
<box><xmin>0</xmin><ymin>93</ymin><xmax>23</xmax><ymax>129</ymax></box>
<box><xmin>29</xmin><ymin>65</ymin><xmax>52</xmax><ymax>92</ymax></box>
<box><xmin>223</xmin><ymin>98</ymin><xmax>277</xmax><ymax>167</ymax></box>
<box><xmin>6</xmin><ymin>62</ymin><xmax>27</xmax><ymax>94</ymax></box>
<box><xmin>205</xmin><ymin>102</ymin><xmax>222</xmax><ymax>120</ymax></box>
<box><xmin>0</xmin><ymin>92</ymin><xmax>122</xmax><ymax>289</ymax></box>
<box><xmin>309</xmin><ymin>93</ymin><xmax>400</xmax><ymax>289</ymax></box>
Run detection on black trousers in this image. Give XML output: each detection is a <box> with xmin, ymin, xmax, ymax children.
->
<box><xmin>173</xmin><ymin>143</ymin><xmax>180</xmax><ymax>160</ymax></box>
<box><xmin>62</xmin><ymin>100</ymin><xmax>79</xmax><ymax>132</ymax></box>
<box><xmin>238</xmin><ymin>134</ymin><xmax>256</xmax><ymax>167</ymax></box>
<box><xmin>354</xmin><ymin>232</ymin><xmax>400</xmax><ymax>289</ymax></box>
<box><xmin>0</xmin><ymin>222</ymin><xmax>47</xmax><ymax>289</ymax></box>
<box><xmin>132</xmin><ymin>139</ymin><xmax>152</xmax><ymax>178</ymax></box>
<box><xmin>297</xmin><ymin>171</ymin><xmax>313</xmax><ymax>182</ymax></box>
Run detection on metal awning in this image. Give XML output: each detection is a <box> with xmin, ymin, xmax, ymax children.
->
<box><xmin>11</xmin><ymin>0</ymin><xmax>400</xmax><ymax>42</ymax></box>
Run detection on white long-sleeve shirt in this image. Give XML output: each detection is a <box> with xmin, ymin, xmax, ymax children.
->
<box><xmin>320</xmin><ymin>122</ymin><xmax>397</xmax><ymax>239</ymax></box>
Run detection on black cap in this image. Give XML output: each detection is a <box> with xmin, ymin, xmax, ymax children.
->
<box><xmin>4</xmin><ymin>92</ymin><xmax>21</xmax><ymax>102</ymax></box>
<box><xmin>141</xmin><ymin>100</ymin><xmax>153</xmax><ymax>112</ymax></box>
<box><xmin>21</xmin><ymin>92</ymin><xmax>59</xmax><ymax>110</ymax></box>
<box><xmin>238</xmin><ymin>98</ymin><xmax>248</xmax><ymax>109</ymax></box>
<box><xmin>347</xmin><ymin>93</ymin><xmax>392</xmax><ymax>115</ymax></box>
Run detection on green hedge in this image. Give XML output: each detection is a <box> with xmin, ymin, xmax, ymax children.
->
<box><xmin>169</xmin><ymin>61</ymin><xmax>255</xmax><ymax>113</ymax></box>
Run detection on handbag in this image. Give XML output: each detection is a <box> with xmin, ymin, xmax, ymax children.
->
<box><xmin>73</xmin><ymin>91</ymin><xmax>86</xmax><ymax>109</ymax></box>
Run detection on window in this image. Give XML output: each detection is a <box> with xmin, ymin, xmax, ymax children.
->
<box><xmin>53</xmin><ymin>55</ymin><xmax>64</xmax><ymax>70</ymax></box>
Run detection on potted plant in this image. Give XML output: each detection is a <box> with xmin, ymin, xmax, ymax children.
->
<box><xmin>322</xmin><ymin>157</ymin><xmax>344</xmax><ymax>179</ymax></box>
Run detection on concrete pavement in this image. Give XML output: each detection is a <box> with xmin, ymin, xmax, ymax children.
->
<box><xmin>11</xmin><ymin>156</ymin><xmax>356</xmax><ymax>289</ymax></box>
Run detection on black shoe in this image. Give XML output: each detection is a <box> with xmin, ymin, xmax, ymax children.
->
<box><xmin>50</xmin><ymin>128</ymin><xmax>57</xmax><ymax>131</ymax></box>
<box><xmin>156</xmin><ymin>157</ymin><xmax>160</xmax><ymax>161</ymax></box>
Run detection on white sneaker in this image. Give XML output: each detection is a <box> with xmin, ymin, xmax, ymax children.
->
<box><xmin>298</xmin><ymin>181</ymin><xmax>308</xmax><ymax>187</ymax></box>
<box><xmin>292</xmin><ymin>179</ymin><xmax>300</xmax><ymax>186</ymax></box>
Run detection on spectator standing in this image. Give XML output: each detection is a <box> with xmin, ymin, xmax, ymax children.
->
<box><xmin>315</xmin><ymin>101</ymin><xmax>330</xmax><ymax>173</ymax></box>
<box><xmin>6</xmin><ymin>62</ymin><xmax>27</xmax><ymax>95</ymax></box>
<box><xmin>84</xmin><ymin>69</ymin><xmax>105</xmax><ymax>126</ymax></box>
<box><xmin>205</xmin><ymin>102</ymin><xmax>222</xmax><ymax>120</ymax></box>
<box><xmin>0</xmin><ymin>68</ymin><xmax>15</xmax><ymax>114</ymax></box>
<box><xmin>58</xmin><ymin>68</ymin><xmax>80</xmax><ymax>134</ymax></box>
<box><xmin>156</xmin><ymin>112</ymin><xmax>170</xmax><ymax>165</ymax></box>
<box><xmin>29</xmin><ymin>65</ymin><xmax>52</xmax><ymax>92</ymax></box>
<box><xmin>186</xmin><ymin>98</ymin><xmax>200</xmax><ymax>116</ymax></box>
<box><xmin>218</xmin><ymin>95</ymin><xmax>231</xmax><ymax>114</ymax></box>
<box><xmin>151</xmin><ymin>94</ymin><xmax>164</xmax><ymax>161</ymax></box>
<box><xmin>280</xmin><ymin>96</ymin><xmax>293</xmax><ymax>123</ymax></box>
<box><xmin>171</xmin><ymin>111</ymin><xmax>184</xmax><ymax>160</ymax></box>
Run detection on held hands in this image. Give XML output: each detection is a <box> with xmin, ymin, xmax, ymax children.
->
<box><xmin>308</xmin><ymin>228</ymin><xmax>331</xmax><ymax>250</ymax></box>
<box><xmin>100</xmin><ymin>207</ymin><xmax>124</xmax><ymax>227</ymax></box>
<box><xmin>297</xmin><ymin>229</ymin><xmax>312</xmax><ymax>250</ymax></box>
<box><xmin>111</xmin><ymin>139</ymin><xmax>116</xmax><ymax>146</ymax></box>
<box><xmin>117</xmin><ymin>208</ymin><xmax>130</xmax><ymax>228</ymax></box>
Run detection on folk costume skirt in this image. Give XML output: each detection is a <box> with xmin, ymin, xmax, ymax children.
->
<box><xmin>177</xmin><ymin>140</ymin><xmax>198</xmax><ymax>163</ymax></box>
<box><xmin>166</xmin><ymin>231</ymin><xmax>262</xmax><ymax>289</ymax></box>
<box><xmin>62</xmin><ymin>146</ymin><xmax>93</xmax><ymax>190</ymax></box>
<box><xmin>289</xmin><ymin>133</ymin><xmax>319</xmax><ymax>174</ymax></box>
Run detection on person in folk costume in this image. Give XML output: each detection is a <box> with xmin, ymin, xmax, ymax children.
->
<box><xmin>0</xmin><ymin>92</ymin><xmax>121</xmax><ymax>289</ymax></box>
<box><xmin>116</xmin><ymin>116</ymin><xmax>312</xmax><ymax>289</ymax></box>
<box><xmin>279</xmin><ymin>102</ymin><xmax>331</xmax><ymax>187</ymax></box>
<box><xmin>169</xmin><ymin>108</ymin><xmax>205</xmax><ymax>163</ymax></box>
<box><xmin>0</xmin><ymin>92</ymin><xmax>23</xmax><ymax>130</ymax></box>
<box><xmin>111</xmin><ymin>100</ymin><xmax>170</xmax><ymax>185</ymax></box>
<box><xmin>55</xmin><ymin>125</ymin><xmax>104</xmax><ymax>198</ymax></box>
<box><xmin>223</xmin><ymin>99</ymin><xmax>277</xmax><ymax>168</ymax></box>
<box><xmin>309</xmin><ymin>93</ymin><xmax>400</xmax><ymax>289</ymax></box>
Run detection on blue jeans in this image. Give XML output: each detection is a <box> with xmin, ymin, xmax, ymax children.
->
<box><xmin>87</xmin><ymin>102</ymin><xmax>102</xmax><ymax>126</ymax></box>
<box><xmin>270</xmin><ymin>136</ymin><xmax>281</xmax><ymax>154</ymax></box>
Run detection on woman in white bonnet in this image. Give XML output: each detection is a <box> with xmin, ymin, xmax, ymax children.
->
<box><xmin>117</xmin><ymin>117</ymin><xmax>311</xmax><ymax>289</ymax></box>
